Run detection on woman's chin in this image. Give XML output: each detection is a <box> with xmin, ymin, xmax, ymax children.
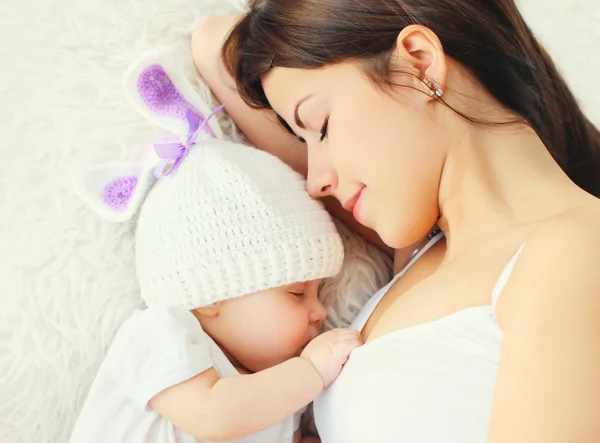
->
<box><xmin>377</xmin><ymin>222</ymin><xmax>423</xmax><ymax>251</ymax></box>
<box><xmin>372</xmin><ymin>223</ymin><xmax>401</xmax><ymax>250</ymax></box>
<box><xmin>381</xmin><ymin>233</ymin><xmax>404</xmax><ymax>250</ymax></box>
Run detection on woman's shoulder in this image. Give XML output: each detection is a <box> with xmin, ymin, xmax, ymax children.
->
<box><xmin>530</xmin><ymin>202</ymin><xmax>600</xmax><ymax>248</ymax></box>
<box><xmin>496</xmin><ymin>201</ymin><xmax>600</xmax><ymax>326</ymax></box>
<box><xmin>514</xmin><ymin>201</ymin><xmax>600</xmax><ymax>285</ymax></box>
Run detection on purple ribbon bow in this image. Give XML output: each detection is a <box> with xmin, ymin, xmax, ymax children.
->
<box><xmin>153</xmin><ymin>106</ymin><xmax>225</xmax><ymax>179</ymax></box>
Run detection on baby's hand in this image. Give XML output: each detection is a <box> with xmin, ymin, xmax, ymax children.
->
<box><xmin>300</xmin><ymin>328</ymin><xmax>362</xmax><ymax>388</ymax></box>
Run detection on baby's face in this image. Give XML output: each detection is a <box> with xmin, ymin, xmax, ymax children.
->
<box><xmin>203</xmin><ymin>279</ymin><xmax>326</xmax><ymax>372</ymax></box>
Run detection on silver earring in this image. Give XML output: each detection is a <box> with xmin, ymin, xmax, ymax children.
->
<box><xmin>423</xmin><ymin>78</ymin><xmax>443</xmax><ymax>98</ymax></box>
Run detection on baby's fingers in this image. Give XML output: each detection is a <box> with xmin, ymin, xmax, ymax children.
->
<box><xmin>335</xmin><ymin>335</ymin><xmax>363</xmax><ymax>354</ymax></box>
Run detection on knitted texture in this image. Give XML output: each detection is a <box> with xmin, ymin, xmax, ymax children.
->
<box><xmin>137</xmin><ymin>64</ymin><xmax>217</xmax><ymax>138</ymax></box>
<box><xmin>103</xmin><ymin>176</ymin><xmax>139</xmax><ymax>211</ymax></box>
<box><xmin>135</xmin><ymin>138</ymin><xmax>344</xmax><ymax>309</ymax></box>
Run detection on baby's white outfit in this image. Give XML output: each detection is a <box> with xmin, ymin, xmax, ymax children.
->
<box><xmin>69</xmin><ymin>306</ymin><xmax>303</xmax><ymax>443</ymax></box>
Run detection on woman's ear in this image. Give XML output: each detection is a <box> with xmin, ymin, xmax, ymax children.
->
<box><xmin>393</xmin><ymin>24</ymin><xmax>447</xmax><ymax>98</ymax></box>
<box><xmin>194</xmin><ymin>302</ymin><xmax>221</xmax><ymax>318</ymax></box>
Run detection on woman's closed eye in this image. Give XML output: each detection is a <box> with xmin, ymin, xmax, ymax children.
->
<box><xmin>277</xmin><ymin>114</ymin><xmax>306</xmax><ymax>143</ymax></box>
<box><xmin>319</xmin><ymin>117</ymin><xmax>329</xmax><ymax>142</ymax></box>
<box><xmin>276</xmin><ymin>112</ymin><xmax>327</xmax><ymax>143</ymax></box>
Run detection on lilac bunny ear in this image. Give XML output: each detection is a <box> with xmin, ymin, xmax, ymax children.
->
<box><xmin>123</xmin><ymin>47</ymin><xmax>224</xmax><ymax>140</ymax></box>
<box><xmin>74</xmin><ymin>49</ymin><xmax>226</xmax><ymax>223</ymax></box>
<box><xmin>73</xmin><ymin>143</ymin><xmax>162</xmax><ymax>223</ymax></box>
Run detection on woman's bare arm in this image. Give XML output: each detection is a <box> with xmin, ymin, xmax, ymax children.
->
<box><xmin>489</xmin><ymin>212</ymin><xmax>600</xmax><ymax>443</ymax></box>
<box><xmin>191</xmin><ymin>15</ymin><xmax>308</xmax><ymax>176</ymax></box>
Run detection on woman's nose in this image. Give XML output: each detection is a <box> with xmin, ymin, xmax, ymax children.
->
<box><xmin>306</xmin><ymin>149</ymin><xmax>337</xmax><ymax>198</ymax></box>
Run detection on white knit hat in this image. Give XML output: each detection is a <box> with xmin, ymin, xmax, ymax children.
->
<box><xmin>74</xmin><ymin>48</ymin><xmax>344</xmax><ymax>309</ymax></box>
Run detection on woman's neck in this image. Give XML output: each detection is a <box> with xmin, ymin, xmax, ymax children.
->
<box><xmin>436</xmin><ymin>121</ymin><xmax>589</xmax><ymax>260</ymax></box>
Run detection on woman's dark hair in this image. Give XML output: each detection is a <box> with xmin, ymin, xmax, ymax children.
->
<box><xmin>222</xmin><ymin>0</ymin><xmax>600</xmax><ymax>197</ymax></box>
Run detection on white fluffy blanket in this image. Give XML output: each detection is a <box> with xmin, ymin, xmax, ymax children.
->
<box><xmin>1</xmin><ymin>0</ymin><xmax>598</xmax><ymax>442</ymax></box>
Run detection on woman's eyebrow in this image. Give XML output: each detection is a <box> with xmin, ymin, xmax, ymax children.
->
<box><xmin>293</xmin><ymin>94</ymin><xmax>315</xmax><ymax>130</ymax></box>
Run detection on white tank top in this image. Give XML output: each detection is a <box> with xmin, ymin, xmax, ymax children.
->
<box><xmin>314</xmin><ymin>234</ymin><xmax>523</xmax><ymax>443</ymax></box>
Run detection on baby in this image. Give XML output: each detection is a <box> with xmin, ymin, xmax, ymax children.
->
<box><xmin>70</xmin><ymin>51</ymin><xmax>360</xmax><ymax>443</ymax></box>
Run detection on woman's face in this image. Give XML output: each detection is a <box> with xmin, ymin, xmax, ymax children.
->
<box><xmin>263</xmin><ymin>62</ymin><xmax>450</xmax><ymax>248</ymax></box>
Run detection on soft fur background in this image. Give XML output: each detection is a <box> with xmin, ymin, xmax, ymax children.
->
<box><xmin>1</xmin><ymin>0</ymin><xmax>598</xmax><ymax>442</ymax></box>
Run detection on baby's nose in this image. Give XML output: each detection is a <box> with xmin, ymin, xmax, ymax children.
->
<box><xmin>310</xmin><ymin>300</ymin><xmax>327</xmax><ymax>326</ymax></box>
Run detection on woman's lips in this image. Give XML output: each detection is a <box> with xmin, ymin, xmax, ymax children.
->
<box><xmin>343</xmin><ymin>186</ymin><xmax>366</xmax><ymax>222</ymax></box>
<box><xmin>353</xmin><ymin>187</ymin><xmax>365</xmax><ymax>221</ymax></box>
<box><xmin>343</xmin><ymin>186</ymin><xmax>365</xmax><ymax>214</ymax></box>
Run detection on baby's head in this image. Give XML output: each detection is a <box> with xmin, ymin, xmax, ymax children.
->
<box><xmin>195</xmin><ymin>279</ymin><xmax>326</xmax><ymax>372</ymax></box>
<box><xmin>134</xmin><ymin>140</ymin><xmax>344</xmax><ymax>372</ymax></box>
<box><xmin>74</xmin><ymin>49</ymin><xmax>344</xmax><ymax>372</ymax></box>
